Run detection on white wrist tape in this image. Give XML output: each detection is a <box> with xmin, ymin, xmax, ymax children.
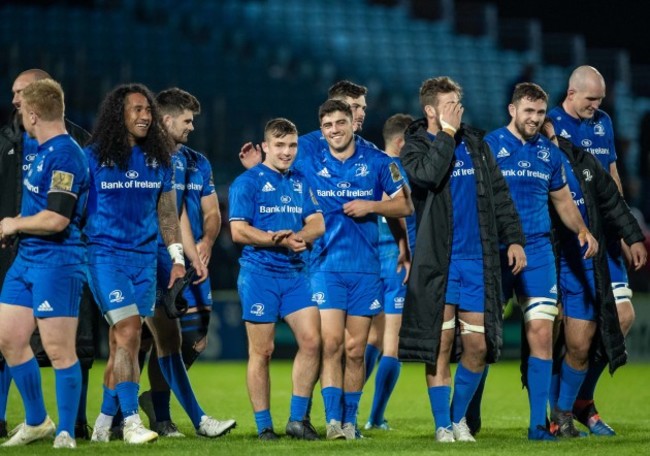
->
<box><xmin>167</xmin><ymin>243</ymin><xmax>185</xmax><ymax>266</ymax></box>
<box><xmin>440</xmin><ymin>118</ymin><xmax>457</xmax><ymax>135</ymax></box>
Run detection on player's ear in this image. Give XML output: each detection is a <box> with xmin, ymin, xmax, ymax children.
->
<box><xmin>424</xmin><ymin>104</ymin><xmax>436</xmax><ymax>119</ymax></box>
<box><xmin>261</xmin><ymin>141</ymin><xmax>269</xmax><ymax>154</ymax></box>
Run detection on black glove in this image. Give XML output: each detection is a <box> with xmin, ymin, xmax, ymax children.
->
<box><xmin>162</xmin><ymin>265</ymin><xmax>196</xmax><ymax>319</ymax></box>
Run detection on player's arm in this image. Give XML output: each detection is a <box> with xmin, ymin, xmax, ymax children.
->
<box><xmin>549</xmin><ymin>185</ymin><xmax>598</xmax><ymax>258</ymax></box>
<box><xmin>343</xmin><ymin>186</ymin><xmax>414</xmax><ymax>218</ymax></box>
<box><xmin>158</xmin><ymin>189</ymin><xmax>186</xmax><ymax>287</ymax></box>
<box><xmin>196</xmin><ymin>192</ymin><xmax>220</xmax><ymax>266</ymax></box>
<box><xmin>230</xmin><ymin>221</ymin><xmax>292</xmax><ymax>248</ymax></box>
<box><xmin>180</xmin><ymin>204</ymin><xmax>208</xmax><ymax>284</ymax></box>
<box><xmin>295</xmin><ymin>212</ymin><xmax>325</xmax><ymax>245</ymax></box>
<box><xmin>609</xmin><ymin>162</ymin><xmax>624</xmax><ymax>196</ymax></box>
<box><xmin>386</xmin><ymin>215</ymin><xmax>411</xmax><ymax>283</ymax></box>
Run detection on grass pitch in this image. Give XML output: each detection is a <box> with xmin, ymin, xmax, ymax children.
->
<box><xmin>2</xmin><ymin>360</ymin><xmax>649</xmax><ymax>454</ymax></box>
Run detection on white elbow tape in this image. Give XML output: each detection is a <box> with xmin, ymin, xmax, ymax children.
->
<box><xmin>167</xmin><ymin>243</ymin><xmax>185</xmax><ymax>266</ymax></box>
<box><xmin>459</xmin><ymin>319</ymin><xmax>485</xmax><ymax>335</ymax></box>
<box><xmin>612</xmin><ymin>282</ymin><xmax>633</xmax><ymax>303</ymax></box>
<box><xmin>521</xmin><ymin>297</ymin><xmax>558</xmax><ymax>323</ymax></box>
<box><xmin>441</xmin><ymin>317</ymin><xmax>456</xmax><ymax>331</ymax></box>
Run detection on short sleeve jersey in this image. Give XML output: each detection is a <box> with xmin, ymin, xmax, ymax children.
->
<box><xmin>229</xmin><ymin>163</ymin><xmax>321</xmax><ymax>273</ymax></box>
<box><xmin>84</xmin><ymin>145</ymin><xmax>173</xmax><ymax>266</ymax></box>
<box><xmin>18</xmin><ymin>134</ymin><xmax>89</xmax><ymax>266</ymax></box>
<box><xmin>558</xmin><ymin>153</ymin><xmax>590</xmax><ymax>261</ymax></box>
<box><xmin>182</xmin><ymin>146</ymin><xmax>216</xmax><ymax>241</ymax></box>
<box><xmin>486</xmin><ymin>127</ymin><xmax>566</xmax><ymax>248</ymax></box>
<box><xmin>549</xmin><ymin>106</ymin><xmax>617</xmax><ymax>171</ymax></box>
<box><xmin>294</xmin><ymin>142</ymin><xmax>406</xmax><ymax>274</ymax></box>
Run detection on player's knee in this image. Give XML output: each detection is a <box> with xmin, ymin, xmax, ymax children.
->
<box><xmin>297</xmin><ymin>332</ymin><xmax>321</xmax><ymax>357</ymax></box>
<box><xmin>616</xmin><ymin>300</ymin><xmax>635</xmax><ymax>334</ymax></box>
<box><xmin>112</xmin><ymin>319</ymin><xmax>142</xmax><ymax>347</ymax></box>
<box><xmin>249</xmin><ymin>341</ymin><xmax>274</xmax><ymax>361</ymax></box>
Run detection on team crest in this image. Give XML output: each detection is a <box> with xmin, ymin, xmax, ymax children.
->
<box><xmin>537</xmin><ymin>149</ymin><xmax>550</xmax><ymax>163</ymax></box>
<box><xmin>251</xmin><ymin>303</ymin><xmax>265</xmax><ymax>317</ymax></box>
<box><xmin>582</xmin><ymin>169</ymin><xmax>593</xmax><ymax>182</ymax></box>
<box><xmin>145</xmin><ymin>156</ymin><xmax>160</xmax><ymax>168</ymax></box>
<box><xmin>355</xmin><ymin>163</ymin><xmax>369</xmax><ymax>177</ymax></box>
<box><xmin>594</xmin><ymin>123</ymin><xmax>606</xmax><ymax>137</ymax></box>
<box><xmin>292</xmin><ymin>180</ymin><xmax>303</xmax><ymax>193</ymax></box>
<box><xmin>311</xmin><ymin>292</ymin><xmax>326</xmax><ymax>306</ymax></box>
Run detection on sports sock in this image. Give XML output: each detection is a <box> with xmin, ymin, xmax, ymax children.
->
<box><xmin>427</xmin><ymin>385</ymin><xmax>451</xmax><ymax>429</ymax></box>
<box><xmin>55</xmin><ymin>361</ymin><xmax>81</xmax><ymax>436</ymax></box>
<box><xmin>557</xmin><ymin>360</ymin><xmax>587</xmax><ymax>412</ymax></box>
<box><xmin>289</xmin><ymin>394</ymin><xmax>310</xmax><ymax>422</ymax></box>
<box><xmin>576</xmin><ymin>358</ymin><xmax>606</xmax><ymax>401</ymax></box>
<box><xmin>369</xmin><ymin>356</ymin><xmax>401</xmax><ymax>425</ymax></box>
<box><xmin>101</xmin><ymin>385</ymin><xmax>119</xmax><ymax>417</ymax></box>
<box><xmin>364</xmin><ymin>344</ymin><xmax>381</xmax><ymax>383</ymax></box>
<box><xmin>152</xmin><ymin>390</ymin><xmax>172</xmax><ymax>422</ymax></box>
<box><xmin>0</xmin><ymin>362</ymin><xmax>12</xmax><ymax>421</ymax></box>
<box><xmin>549</xmin><ymin>372</ymin><xmax>560</xmax><ymax>410</ymax></box>
<box><xmin>321</xmin><ymin>386</ymin><xmax>343</xmax><ymax>423</ymax></box>
<box><xmin>115</xmin><ymin>381</ymin><xmax>139</xmax><ymax>418</ymax></box>
<box><xmin>342</xmin><ymin>391</ymin><xmax>362</xmax><ymax>425</ymax></box>
<box><xmin>465</xmin><ymin>365</ymin><xmax>488</xmax><ymax>424</ymax></box>
<box><xmin>158</xmin><ymin>353</ymin><xmax>204</xmax><ymax>427</ymax></box>
<box><xmin>254</xmin><ymin>409</ymin><xmax>273</xmax><ymax>434</ymax></box>
<box><xmin>450</xmin><ymin>363</ymin><xmax>484</xmax><ymax>423</ymax></box>
<box><xmin>76</xmin><ymin>366</ymin><xmax>89</xmax><ymax>424</ymax></box>
<box><xmin>527</xmin><ymin>356</ymin><xmax>552</xmax><ymax>430</ymax></box>
<box><xmin>9</xmin><ymin>357</ymin><xmax>46</xmax><ymax>426</ymax></box>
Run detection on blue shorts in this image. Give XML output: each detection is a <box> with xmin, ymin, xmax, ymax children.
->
<box><xmin>381</xmin><ymin>277</ymin><xmax>405</xmax><ymax>314</ymax></box>
<box><xmin>0</xmin><ymin>259</ymin><xmax>85</xmax><ymax>318</ymax></box>
<box><xmin>559</xmin><ymin>257</ymin><xmax>596</xmax><ymax>321</ymax></box>
<box><xmin>155</xmin><ymin>247</ymin><xmax>213</xmax><ymax>309</ymax></box>
<box><xmin>311</xmin><ymin>271</ymin><xmax>382</xmax><ymax>317</ymax></box>
<box><xmin>88</xmin><ymin>262</ymin><xmax>157</xmax><ymax>325</ymax></box>
<box><xmin>445</xmin><ymin>258</ymin><xmax>485</xmax><ymax>313</ymax></box>
<box><xmin>238</xmin><ymin>268</ymin><xmax>314</xmax><ymax>323</ymax></box>
<box><xmin>183</xmin><ymin>278</ymin><xmax>213</xmax><ymax>309</ymax></box>
<box><xmin>501</xmin><ymin>244</ymin><xmax>557</xmax><ymax>302</ymax></box>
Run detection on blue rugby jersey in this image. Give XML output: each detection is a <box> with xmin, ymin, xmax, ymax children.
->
<box><xmin>549</xmin><ymin>106</ymin><xmax>617</xmax><ymax>171</ymax></box>
<box><xmin>21</xmin><ymin>132</ymin><xmax>39</xmax><ymax>177</ymax></box>
<box><xmin>294</xmin><ymin>142</ymin><xmax>406</xmax><ymax>274</ymax></box>
<box><xmin>182</xmin><ymin>146</ymin><xmax>216</xmax><ymax>242</ymax></box>
<box><xmin>377</xmin><ymin>160</ymin><xmax>416</xmax><ymax>278</ymax></box>
<box><xmin>485</xmin><ymin>127</ymin><xmax>566</xmax><ymax>249</ymax></box>
<box><xmin>229</xmin><ymin>163</ymin><xmax>321</xmax><ymax>273</ymax></box>
<box><xmin>558</xmin><ymin>153</ymin><xmax>590</xmax><ymax>262</ymax></box>
<box><xmin>299</xmin><ymin>130</ymin><xmax>378</xmax><ymax>158</ymax></box>
<box><xmin>18</xmin><ymin>134</ymin><xmax>89</xmax><ymax>266</ymax></box>
<box><xmin>84</xmin><ymin>145</ymin><xmax>173</xmax><ymax>266</ymax></box>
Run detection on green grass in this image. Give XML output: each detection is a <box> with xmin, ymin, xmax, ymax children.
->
<box><xmin>2</xmin><ymin>360</ymin><xmax>649</xmax><ymax>454</ymax></box>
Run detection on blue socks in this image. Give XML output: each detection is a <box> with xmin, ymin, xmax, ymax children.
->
<box><xmin>342</xmin><ymin>391</ymin><xmax>362</xmax><ymax>425</ymax></box>
<box><xmin>368</xmin><ymin>356</ymin><xmax>401</xmax><ymax>425</ymax></box>
<box><xmin>101</xmin><ymin>385</ymin><xmax>119</xmax><ymax>416</ymax></box>
<box><xmin>158</xmin><ymin>353</ymin><xmax>204</xmax><ymax>427</ymax></box>
<box><xmin>428</xmin><ymin>385</ymin><xmax>451</xmax><ymax>429</ymax></box>
<box><xmin>0</xmin><ymin>363</ymin><xmax>12</xmax><ymax>421</ymax></box>
<box><xmin>527</xmin><ymin>356</ymin><xmax>552</xmax><ymax>430</ymax></box>
<box><xmin>364</xmin><ymin>344</ymin><xmax>381</xmax><ymax>383</ymax></box>
<box><xmin>577</xmin><ymin>358</ymin><xmax>607</xmax><ymax>401</ymax></box>
<box><xmin>254</xmin><ymin>409</ymin><xmax>273</xmax><ymax>434</ymax></box>
<box><xmin>557</xmin><ymin>360</ymin><xmax>587</xmax><ymax>411</ymax></box>
<box><xmin>549</xmin><ymin>372</ymin><xmax>560</xmax><ymax>410</ymax></box>
<box><xmin>321</xmin><ymin>387</ymin><xmax>343</xmax><ymax>423</ymax></box>
<box><xmin>289</xmin><ymin>395</ymin><xmax>310</xmax><ymax>422</ymax></box>
<box><xmin>115</xmin><ymin>381</ymin><xmax>139</xmax><ymax>418</ymax></box>
<box><xmin>450</xmin><ymin>363</ymin><xmax>484</xmax><ymax>423</ymax></box>
<box><xmin>9</xmin><ymin>357</ymin><xmax>46</xmax><ymax>426</ymax></box>
<box><xmin>55</xmin><ymin>361</ymin><xmax>81</xmax><ymax>436</ymax></box>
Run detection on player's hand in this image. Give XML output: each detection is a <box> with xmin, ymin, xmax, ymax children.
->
<box><xmin>628</xmin><ymin>241</ymin><xmax>648</xmax><ymax>271</ymax></box>
<box><xmin>0</xmin><ymin>217</ymin><xmax>18</xmax><ymax>239</ymax></box>
<box><xmin>239</xmin><ymin>142</ymin><xmax>263</xmax><ymax>170</ymax></box>
<box><xmin>343</xmin><ymin>199</ymin><xmax>375</xmax><ymax>218</ymax></box>
<box><xmin>167</xmin><ymin>263</ymin><xmax>186</xmax><ymax>289</ymax></box>
<box><xmin>438</xmin><ymin>100</ymin><xmax>463</xmax><ymax>132</ymax></box>
<box><xmin>190</xmin><ymin>258</ymin><xmax>209</xmax><ymax>284</ymax></box>
<box><xmin>397</xmin><ymin>246</ymin><xmax>411</xmax><ymax>285</ymax></box>
<box><xmin>196</xmin><ymin>239</ymin><xmax>213</xmax><ymax>266</ymax></box>
<box><xmin>578</xmin><ymin>228</ymin><xmax>598</xmax><ymax>259</ymax></box>
<box><xmin>507</xmin><ymin>243</ymin><xmax>527</xmax><ymax>275</ymax></box>
<box><xmin>284</xmin><ymin>233</ymin><xmax>308</xmax><ymax>253</ymax></box>
<box><xmin>270</xmin><ymin>230</ymin><xmax>293</xmax><ymax>245</ymax></box>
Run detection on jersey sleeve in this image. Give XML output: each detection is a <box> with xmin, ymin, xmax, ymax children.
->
<box><xmin>302</xmin><ymin>186</ymin><xmax>322</xmax><ymax>221</ymax></box>
<box><xmin>46</xmin><ymin>146</ymin><xmax>87</xmax><ymax>198</ymax></box>
<box><xmin>161</xmin><ymin>162</ymin><xmax>174</xmax><ymax>193</ymax></box>
<box><xmin>549</xmin><ymin>145</ymin><xmax>568</xmax><ymax>191</ymax></box>
<box><xmin>378</xmin><ymin>154</ymin><xmax>406</xmax><ymax>198</ymax></box>
<box><xmin>228</xmin><ymin>174</ymin><xmax>256</xmax><ymax>223</ymax></box>
<box><xmin>198</xmin><ymin>155</ymin><xmax>216</xmax><ymax>197</ymax></box>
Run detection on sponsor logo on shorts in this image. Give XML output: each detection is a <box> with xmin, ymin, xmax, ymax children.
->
<box><xmin>251</xmin><ymin>303</ymin><xmax>264</xmax><ymax>317</ymax></box>
<box><xmin>37</xmin><ymin>300</ymin><xmax>54</xmax><ymax>312</ymax></box>
<box><xmin>394</xmin><ymin>297</ymin><xmax>405</xmax><ymax>309</ymax></box>
<box><xmin>369</xmin><ymin>299</ymin><xmax>381</xmax><ymax>310</ymax></box>
<box><xmin>311</xmin><ymin>292</ymin><xmax>326</xmax><ymax>306</ymax></box>
<box><xmin>109</xmin><ymin>290</ymin><xmax>125</xmax><ymax>303</ymax></box>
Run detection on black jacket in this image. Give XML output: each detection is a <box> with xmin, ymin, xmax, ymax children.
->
<box><xmin>0</xmin><ymin>112</ymin><xmax>95</xmax><ymax>368</ymax></box>
<box><xmin>552</xmin><ymin>136</ymin><xmax>644</xmax><ymax>373</ymax></box>
<box><xmin>398</xmin><ymin>119</ymin><xmax>525</xmax><ymax>369</ymax></box>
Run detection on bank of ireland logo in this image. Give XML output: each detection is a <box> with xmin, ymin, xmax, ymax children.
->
<box><xmin>109</xmin><ymin>290</ymin><xmax>125</xmax><ymax>303</ymax></box>
<box><xmin>581</xmin><ymin>139</ymin><xmax>593</xmax><ymax>148</ymax></box>
<box><xmin>337</xmin><ymin>181</ymin><xmax>351</xmax><ymax>189</ymax></box>
<box><xmin>312</xmin><ymin>292</ymin><xmax>326</xmax><ymax>306</ymax></box>
<box><xmin>281</xmin><ymin>195</ymin><xmax>292</xmax><ymax>204</ymax></box>
<box><xmin>251</xmin><ymin>303</ymin><xmax>264</xmax><ymax>317</ymax></box>
<box><xmin>394</xmin><ymin>297</ymin><xmax>405</xmax><ymax>309</ymax></box>
<box><xmin>518</xmin><ymin>160</ymin><xmax>531</xmax><ymax>169</ymax></box>
<box><xmin>455</xmin><ymin>160</ymin><xmax>464</xmax><ymax>168</ymax></box>
<box><xmin>126</xmin><ymin>170</ymin><xmax>139</xmax><ymax>179</ymax></box>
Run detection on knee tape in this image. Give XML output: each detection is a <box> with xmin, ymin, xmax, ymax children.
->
<box><xmin>458</xmin><ymin>318</ymin><xmax>485</xmax><ymax>334</ymax></box>
<box><xmin>521</xmin><ymin>297</ymin><xmax>558</xmax><ymax>323</ymax></box>
<box><xmin>441</xmin><ymin>317</ymin><xmax>456</xmax><ymax>331</ymax></box>
<box><xmin>612</xmin><ymin>282</ymin><xmax>633</xmax><ymax>303</ymax></box>
<box><xmin>180</xmin><ymin>309</ymin><xmax>211</xmax><ymax>367</ymax></box>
